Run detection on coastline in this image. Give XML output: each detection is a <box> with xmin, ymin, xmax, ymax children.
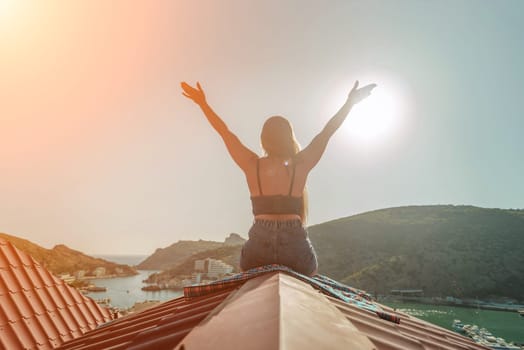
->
<box><xmin>382</xmin><ymin>300</ymin><xmax>524</xmax><ymax>345</ymax></box>
<box><xmin>78</xmin><ymin>271</ymin><xmax>139</xmax><ymax>281</ymax></box>
<box><xmin>379</xmin><ymin>296</ymin><xmax>524</xmax><ymax>313</ymax></box>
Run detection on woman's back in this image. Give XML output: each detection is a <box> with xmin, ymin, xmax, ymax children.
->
<box><xmin>180</xmin><ymin>80</ymin><xmax>376</xmax><ymax>276</ymax></box>
<box><xmin>245</xmin><ymin>156</ymin><xmax>307</xmax><ymax>198</ymax></box>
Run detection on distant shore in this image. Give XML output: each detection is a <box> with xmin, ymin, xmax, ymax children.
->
<box><xmin>78</xmin><ymin>272</ymin><xmax>138</xmax><ymax>280</ymax></box>
<box><xmin>379</xmin><ymin>296</ymin><xmax>524</xmax><ymax>313</ymax></box>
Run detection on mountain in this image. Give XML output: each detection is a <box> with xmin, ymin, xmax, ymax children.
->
<box><xmin>144</xmin><ymin>245</ymin><xmax>242</xmax><ymax>283</ymax></box>
<box><xmin>224</xmin><ymin>233</ymin><xmax>246</xmax><ymax>246</ymax></box>
<box><xmin>137</xmin><ymin>234</ymin><xmax>245</xmax><ymax>270</ymax></box>
<box><xmin>308</xmin><ymin>205</ymin><xmax>524</xmax><ymax>300</ymax></box>
<box><xmin>0</xmin><ymin>232</ymin><xmax>137</xmax><ymax>277</ymax></box>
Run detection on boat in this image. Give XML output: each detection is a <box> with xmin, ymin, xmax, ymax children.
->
<box><xmin>94</xmin><ymin>298</ymin><xmax>111</xmax><ymax>306</ymax></box>
<box><xmin>452</xmin><ymin>319</ymin><xmax>466</xmax><ymax>333</ymax></box>
<box><xmin>141</xmin><ymin>285</ymin><xmax>161</xmax><ymax>291</ymax></box>
<box><xmin>86</xmin><ymin>285</ymin><xmax>107</xmax><ymax>292</ymax></box>
<box><xmin>517</xmin><ymin>309</ymin><xmax>524</xmax><ymax>317</ymax></box>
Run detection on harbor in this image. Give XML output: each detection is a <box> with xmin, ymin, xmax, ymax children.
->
<box><xmin>384</xmin><ymin>301</ymin><xmax>524</xmax><ymax>346</ymax></box>
<box><xmin>452</xmin><ymin>320</ymin><xmax>520</xmax><ymax>349</ymax></box>
<box><xmin>83</xmin><ymin>270</ymin><xmax>183</xmax><ymax>310</ymax></box>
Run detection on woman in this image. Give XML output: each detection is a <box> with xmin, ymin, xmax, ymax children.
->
<box><xmin>181</xmin><ymin>80</ymin><xmax>376</xmax><ymax>276</ymax></box>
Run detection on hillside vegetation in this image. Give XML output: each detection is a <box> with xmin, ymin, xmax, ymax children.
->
<box><xmin>0</xmin><ymin>232</ymin><xmax>137</xmax><ymax>277</ymax></box>
<box><xmin>309</xmin><ymin>205</ymin><xmax>524</xmax><ymax>300</ymax></box>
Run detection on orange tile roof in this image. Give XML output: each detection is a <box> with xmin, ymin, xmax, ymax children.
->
<box><xmin>57</xmin><ymin>289</ymin><xmax>234</xmax><ymax>350</ymax></box>
<box><xmin>0</xmin><ymin>238</ymin><xmax>113</xmax><ymax>350</ymax></box>
<box><xmin>56</xmin><ymin>271</ymin><xmax>490</xmax><ymax>350</ymax></box>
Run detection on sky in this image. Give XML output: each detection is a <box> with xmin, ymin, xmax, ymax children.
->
<box><xmin>1</xmin><ymin>0</ymin><xmax>523</xmax><ymax>255</ymax></box>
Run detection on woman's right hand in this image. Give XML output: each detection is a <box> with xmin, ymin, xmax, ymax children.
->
<box><xmin>181</xmin><ymin>81</ymin><xmax>206</xmax><ymax>105</ymax></box>
<box><xmin>347</xmin><ymin>80</ymin><xmax>377</xmax><ymax>106</ymax></box>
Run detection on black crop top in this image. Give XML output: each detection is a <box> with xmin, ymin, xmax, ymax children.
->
<box><xmin>250</xmin><ymin>158</ymin><xmax>303</xmax><ymax>216</ymax></box>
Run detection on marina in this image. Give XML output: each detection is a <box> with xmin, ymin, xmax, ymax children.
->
<box><xmin>384</xmin><ymin>301</ymin><xmax>524</xmax><ymax>346</ymax></box>
<box><xmin>452</xmin><ymin>320</ymin><xmax>520</xmax><ymax>349</ymax></box>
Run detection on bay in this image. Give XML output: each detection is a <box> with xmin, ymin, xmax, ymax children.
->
<box><xmin>384</xmin><ymin>301</ymin><xmax>524</xmax><ymax>344</ymax></box>
<box><xmin>84</xmin><ymin>270</ymin><xmax>182</xmax><ymax>309</ymax></box>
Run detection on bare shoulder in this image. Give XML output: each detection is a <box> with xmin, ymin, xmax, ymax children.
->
<box><xmin>293</xmin><ymin>147</ymin><xmax>318</xmax><ymax>172</ymax></box>
<box><xmin>242</xmin><ymin>155</ymin><xmax>260</xmax><ymax>175</ymax></box>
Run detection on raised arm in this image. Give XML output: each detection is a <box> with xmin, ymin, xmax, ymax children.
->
<box><xmin>181</xmin><ymin>82</ymin><xmax>257</xmax><ymax>171</ymax></box>
<box><xmin>298</xmin><ymin>81</ymin><xmax>376</xmax><ymax>169</ymax></box>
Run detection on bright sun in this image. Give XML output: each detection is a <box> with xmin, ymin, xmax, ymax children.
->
<box><xmin>0</xmin><ymin>0</ymin><xmax>11</xmax><ymax>15</ymax></box>
<box><xmin>0</xmin><ymin>0</ymin><xmax>17</xmax><ymax>25</ymax></box>
<box><xmin>344</xmin><ymin>78</ymin><xmax>407</xmax><ymax>148</ymax></box>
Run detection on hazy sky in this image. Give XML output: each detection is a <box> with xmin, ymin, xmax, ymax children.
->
<box><xmin>1</xmin><ymin>1</ymin><xmax>523</xmax><ymax>255</ymax></box>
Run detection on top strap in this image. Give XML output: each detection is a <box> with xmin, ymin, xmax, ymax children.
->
<box><xmin>288</xmin><ymin>161</ymin><xmax>297</xmax><ymax>196</ymax></box>
<box><xmin>256</xmin><ymin>158</ymin><xmax>263</xmax><ymax>195</ymax></box>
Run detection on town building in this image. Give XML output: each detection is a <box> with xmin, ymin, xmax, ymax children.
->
<box><xmin>92</xmin><ymin>266</ymin><xmax>106</xmax><ymax>277</ymax></box>
<box><xmin>58</xmin><ymin>273</ymin><xmax>76</xmax><ymax>284</ymax></box>
<box><xmin>390</xmin><ymin>289</ymin><xmax>424</xmax><ymax>297</ymax></box>
<box><xmin>194</xmin><ymin>258</ymin><xmax>233</xmax><ymax>278</ymax></box>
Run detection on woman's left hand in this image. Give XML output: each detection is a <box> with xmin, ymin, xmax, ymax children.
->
<box><xmin>348</xmin><ymin>80</ymin><xmax>377</xmax><ymax>106</ymax></box>
<box><xmin>181</xmin><ymin>81</ymin><xmax>206</xmax><ymax>105</ymax></box>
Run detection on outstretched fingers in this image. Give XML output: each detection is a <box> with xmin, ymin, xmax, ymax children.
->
<box><xmin>181</xmin><ymin>81</ymin><xmax>206</xmax><ymax>104</ymax></box>
<box><xmin>362</xmin><ymin>83</ymin><xmax>377</xmax><ymax>95</ymax></box>
<box><xmin>351</xmin><ymin>80</ymin><xmax>359</xmax><ymax>92</ymax></box>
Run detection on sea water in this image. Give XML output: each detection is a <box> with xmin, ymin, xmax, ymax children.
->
<box><xmin>83</xmin><ymin>270</ymin><xmax>183</xmax><ymax>309</ymax></box>
<box><xmin>384</xmin><ymin>301</ymin><xmax>524</xmax><ymax>344</ymax></box>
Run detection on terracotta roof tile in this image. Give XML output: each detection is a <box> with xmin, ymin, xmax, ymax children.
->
<box><xmin>23</xmin><ymin>289</ymin><xmax>46</xmax><ymax>315</ymax></box>
<box><xmin>34</xmin><ymin>313</ymin><xmax>60</xmax><ymax>342</ymax></box>
<box><xmin>57</xmin><ymin>289</ymin><xmax>235</xmax><ymax>350</ymax></box>
<box><xmin>23</xmin><ymin>265</ymin><xmax>46</xmax><ymax>289</ymax></box>
<box><xmin>0</xmin><ymin>238</ymin><xmax>113</xmax><ymax>350</ymax></box>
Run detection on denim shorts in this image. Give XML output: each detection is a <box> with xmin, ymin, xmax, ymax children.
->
<box><xmin>240</xmin><ymin>219</ymin><xmax>318</xmax><ymax>276</ymax></box>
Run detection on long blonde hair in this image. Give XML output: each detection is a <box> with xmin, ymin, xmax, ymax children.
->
<box><xmin>260</xmin><ymin>116</ymin><xmax>308</xmax><ymax>222</ymax></box>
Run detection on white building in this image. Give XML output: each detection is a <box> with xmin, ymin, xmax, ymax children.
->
<box><xmin>59</xmin><ymin>273</ymin><xmax>76</xmax><ymax>284</ymax></box>
<box><xmin>206</xmin><ymin>259</ymin><xmax>233</xmax><ymax>278</ymax></box>
<box><xmin>194</xmin><ymin>259</ymin><xmax>206</xmax><ymax>272</ymax></box>
<box><xmin>93</xmin><ymin>267</ymin><xmax>106</xmax><ymax>277</ymax></box>
<box><xmin>194</xmin><ymin>258</ymin><xmax>233</xmax><ymax>278</ymax></box>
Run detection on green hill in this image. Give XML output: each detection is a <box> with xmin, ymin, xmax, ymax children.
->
<box><xmin>309</xmin><ymin>205</ymin><xmax>524</xmax><ymax>300</ymax></box>
<box><xmin>0</xmin><ymin>232</ymin><xmax>137</xmax><ymax>277</ymax></box>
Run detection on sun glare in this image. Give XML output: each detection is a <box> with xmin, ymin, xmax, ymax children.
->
<box><xmin>0</xmin><ymin>0</ymin><xmax>13</xmax><ymax>18</ymax></box>
<box><xmin>0</xmin><ymin>0</ymin><xmax>22</xmax><ymax>29</ymax></box>
<box><xmin>344</xmin><ymin>77</ymin><xmax>407</xmax><ymax>148</ymax></box>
